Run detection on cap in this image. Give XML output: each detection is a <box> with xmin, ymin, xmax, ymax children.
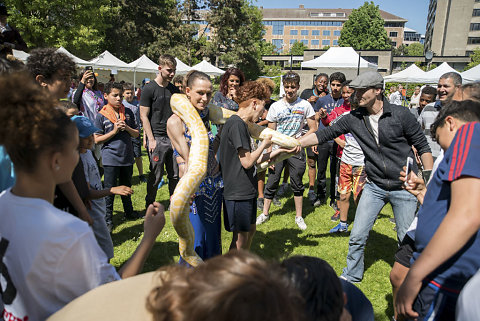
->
<box><xmin>349</xmin><ymin>71</ymin><xmax>384</xmax><ymax>89</ymax></box>
<box><xmin>71</xmin><ymin>116</ymin><xmax>100</xmax><ymax>138</ymax></box>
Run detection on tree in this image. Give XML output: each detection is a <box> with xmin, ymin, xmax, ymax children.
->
<box><xmin>405</xmin><ymin>43</ymin><xmax>424</xmax><ymax>56</ymax></box>
<box><xmin>465</xmin><ymin>48</ymin><xmax>480</xmax><ymax>70</ymax></box>
<box><xmin>338</xmin><ymin>1</ymin><xmax>391</xmax><ymax>50</ymax></box>
<box><xmin>289</xmin><ymin>41</ymin><xmax>308</xmax><ymax>55</ymax></box>
<box><xmin>205</xmin><ymin>0</ymin><xmax>265</xmax><ymax>79</ymax></box>
<box><xmin>6</xmin><ymin>0</ymin><xmax>112</xmax><ymax>58</ymax></box>
<box><xmin>258</xmin><ymin>41</ymin><xmax>277</xmax><ymax>56</ymax></box>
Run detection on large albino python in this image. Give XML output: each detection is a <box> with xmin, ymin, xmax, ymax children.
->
<box><xmin>169</xmin><ymin>94</ymin><xmax>300</xmax><ymax>266</ymax></box>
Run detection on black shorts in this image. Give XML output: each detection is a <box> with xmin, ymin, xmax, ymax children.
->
<box><xmin>132</xmin><ymin>137</ymin><xmax>142</xmax><ymax>158</ymax></box>
<box><xmin>223</xmin><ymin>198</ymin><xmax>256</xmax><ymax>232</ymax></box>
<box><xmin>394</xmin><ymin>233</ymin><xmax>415</xmax><ymax>268</ymax></box>
<box><xmin>306</xmin><ymin>146</ymin><xmax>316</xmax><ymax>158</ymax></box>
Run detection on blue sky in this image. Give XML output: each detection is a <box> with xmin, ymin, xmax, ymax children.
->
<box><xmin>256</xmin><ymin>0</ymin><xmax>429</xmax><ymax>34</ymax></box>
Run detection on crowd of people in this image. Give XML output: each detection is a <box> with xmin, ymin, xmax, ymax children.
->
<box><xmin>0</xmin><ymin>43</ymin><xmax>479</xmax><ymax>321</ymax></box>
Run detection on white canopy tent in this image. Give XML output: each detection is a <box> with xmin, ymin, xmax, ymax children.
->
<box><xmin>384</xmin><ymin>64</ymin><xmax>426</xmax><ymax>83</ymax></box>
<box><xmin>301</xmin><ymin>47</ymin><xmax>377</xmax><ymax>80</ymax></box>
<box><xmin>127</xmin><ymin>55</ymin><xmax>159</xmax><ymax>88</ymax></box>
<box><xmin>461</xmin><ymin>64</ymin><xmax>480</xmax><ymax>84</ymax></box>
<box><xmin>418</xmin><ymin>62</ymin><xmax>458</xmax><ymax>84</ymax></box>
<box><xmin>89</xmin><ymin>50</ymin><xmax>132</xmax><ymax>72</ymax></box>
<box><xmin>190</xmin><ymin>60</ymin><xmax>225</xmax><ymax>76</ymax></box>
<box><xmin>175</xmin><ymin>58</ymin><xmax>191</xmax><ymax>75</ymax></box>
<box><xmin>56</xmin><ymin>47</ymin><xmax>90</xmax><ymax>67</ymax></box>
<box><xmin>12</xmin><ymin>49</ymin><xmax>29</xmax><ymax>62</ymax></box>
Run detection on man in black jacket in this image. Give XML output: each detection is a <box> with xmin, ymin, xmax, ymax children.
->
<box><xmin>300</xmin><ymin>71</ymin><xmax>433</xmax><ymax>282</ymax></box>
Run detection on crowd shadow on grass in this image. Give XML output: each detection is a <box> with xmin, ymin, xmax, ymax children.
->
<box><xmin>385</xmin><ymin>293</ymin><xmax>394</xmax><ymax>319</ymax></box>
<box><xmin>251</xmin><ymin>228</ymin><xmax>318</xmax><ymax>260</ymax></box>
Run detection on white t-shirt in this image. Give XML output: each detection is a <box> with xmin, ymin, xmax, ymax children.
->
<box><xmin>389</xmin><ymin>91</ymin><xmax>402</xmax><ymax>106</ymax></box>
<box><xmin>332</xmin><ymin>112</ymin><xmax>365</xmax><ymax>166</ymax></box>
<box><xmin>0</xmin><ymin>189</ymin><xmax>120</xmax><ymax>321</ymax></box>
<box><xmin>369</xmin><ymin>112</ymin><xmax>382</xmax><ymax>145</ymax></box>
<box><xmin>266</xmin><ymin>97</ymin><xmax>315</xmax><ymax>139</ymax></box>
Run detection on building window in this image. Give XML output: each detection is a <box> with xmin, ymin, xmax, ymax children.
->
<box><xmin>391</xmin><ymin>41</ymin><xmax>397</xmax><ymax>47</ymax></box>
<box><xmin>334</xmin><ymin>30</ymin><xmax>341</xmax><ymax>36</ymax></box>
<box><xmin>333</xmin><ymin>40</ymin><xmax>338</xmax><ymax>46</ymax></box>
<box><xmin>204</xmin><ymin>28</ymin><xmax>210</xmax><ymax>33</ymax></box>
<box><xmin>312</xmin><ymin>30</ymin><xmax>320</xmax><ymax>36</ymax></box>
<box><xmin>468</xmin><ymin>37</ymin><xmax>480</xmax><ymax>44</ymax></box>
<box><xmin>389</xmin><ymin>31</ymin><xmax>398</xmax><ymax>37</ymax></box>
<box><xmin>290</xmin><ymin>39</ymin><xmax>296</xmax><ymax>45</ymax></box>
<box><xmin>290</xmin><ymin>29</ymin><xmax>298</xmax><ymax>35</ymax></box>
<box><xmin>301</xmin><ymin>39</ymin><xmax>308</xmax><ymax>46</ymax></box>
<box><xmin>301</xmin><ymin>30</ymin><xmax>309</xmax><ymax>36</ymax></box>
<box><xmin>473</xmin><ymin>9</ymin><xmax>480</xmax><ymax>16</ymax></box>
<box><xmin>471</xmin><ymin>23</ymin><xmax>480</xmax><ymax>31</ymax></box>
<box><xmin>311</xmin><ymin>40</ymin><xmax>320</xmax><ymax>46</ymax></box>
<box><xmin>323</xmin><ymin>30</ymin><xmax>331</xmax><ymax>36</ymax></box>
<box><xmin>322</xmin><ymin>39</ymin><xmax>330</xmax><ymax>46</ymax></box>
<box><xmin>272</xmin><ymin>21</ymin><xmax>285</xmax><ymax>35</ymax></box>
<box><xmin>263</xmin><ymin>20</ymin><xmax>342</xmax><ymax>27</ymax></box>
<box><xmin>272</xmin><ymin>39</ymin><xmax>284</xmax><ymax>51</ymax></box>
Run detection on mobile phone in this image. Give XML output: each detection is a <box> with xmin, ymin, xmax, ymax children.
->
<box><xmin>85</xmin><ymin>66</ymin><xmax>93</xmax><ymax>72</ymax></box>
<box><xmin>404</xmin><ymin>156</ymin><xmax>414</xmax><ymax>187</ymax></box>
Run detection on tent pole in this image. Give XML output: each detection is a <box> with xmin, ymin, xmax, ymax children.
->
<box><xmin>357</xmin><ymin>51</ymin><xmax>361</xmax><ymax>76</ymax></box>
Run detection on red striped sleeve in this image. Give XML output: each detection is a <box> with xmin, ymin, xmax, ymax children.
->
<box><xmin>449</xmin><ymin>123</ymin><xmax>475</xmax><ymax>181</ymax></box>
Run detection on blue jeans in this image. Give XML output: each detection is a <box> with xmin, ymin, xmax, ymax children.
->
<box><xmin>341</xmin><ymin>181</ymin><xmax>417</xmax><ymax>282</ymax></box>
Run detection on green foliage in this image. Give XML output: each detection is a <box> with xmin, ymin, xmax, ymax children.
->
<box><xmin>405</xmin><ymin>43</ymin><xmax>424</xmax><ymax>56</ymax></box>
<box><xmin>205</xmin><ymin>0</ymin><xmax>265</xmax><ymax>80</ymax></box>
<box><xmin>338</xmin><ymin>1</ymin><xmax>391</xmax><ymax>50</ymax></box>
<box><xmin>289</xmin><ymin>41</ymin><xmax>308</xmax><ymax>56</ymax></box>
<box><xmin>6</xmin><ymin>0</ymin><xmax>112</xmax><ymax>58</ymax></box>
<box><xmin>257</xmin><ymin>41</ymin><xmax>277</xmax><ymax>56</ymax></box>
<box><xmin>261</xmin><ymin>64</ymin><xmax>282</xmax><ymax>95</ymax></box>
<box><xmin>465</xmin><ymin>48</ymin><xmax>480</xmax><ymax>71</ymax></box>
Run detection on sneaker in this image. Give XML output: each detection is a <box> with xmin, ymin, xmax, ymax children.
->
<box><xmin>295</xmin><ymin>216</ymin><xmax>307</xmax><ymax>230</ymax></box>
<box><xmin>314</xmin><ymin>196</ymin><xmax>326</xmax><ymax>207</ymax></box>
<box><xmin>329</xmin><ymin>222</ymin><xmax>348</xmax><ymax>233</ymax></box>
<box><xmin>256</xmin><ymin>213</ymin><xmax>270</xmax><ymax>225</ymax></box>
<box><xmin>257</xmin><ymin>197</ymin><xmax>264</xmax><ymax>210</ymax></box>
<box><xmin>330</xmin><ymin>210</ymin><xmax>340</xmax><ymax>221</ymax></box>
<box><xmin>276</xmin><ymin>183</ymin><xmax>289</xmax><ymax>197</ymax></box>
<box><xmin>272</xmin><ymin>197</ymin><xmax>281</xmax><ymax>206</ymax></box>
<box><xmin>389</xmin><ymin>217</ymin><xmax>396</xmax><ymax>224</ymax></box>
<box><xmin>307</xmin><ymin>190</ymin><xmax>317</xmax><ymax>205</ymax></box>
<box><xmin>139</xmin><ymin>174</ymin><xmax>147</xmax><ymax>183</ymax></box>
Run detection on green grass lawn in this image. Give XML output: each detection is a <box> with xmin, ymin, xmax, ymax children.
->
<box><xmin>110</xmin><ymin>153</ymin><xmax>398</xmax><ymax>321</ymax></box>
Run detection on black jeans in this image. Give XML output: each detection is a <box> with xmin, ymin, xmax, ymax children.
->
<box><xmin>315</xmin><ymin>141</ymin><xmax>337</xmax><ymax>201</ymax></box>
<box><xmin>264</xmin><ymin>150</ymin><xmax>306</xmax><ymax>199</ymax></box>
<box><xmin>103</xmin><ymin>165</ymin><xmax>133</xmax><ymax>224</ymax></box>
<box><xmin>145</xmin><ymin>136</ymin><xmax>179</xmax><ymax>207</ymax></box>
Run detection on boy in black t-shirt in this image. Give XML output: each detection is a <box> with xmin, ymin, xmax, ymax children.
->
<box><xmin>219</xmin><ymin>81</ymin><xmax>299</xmax><ymax>250</ymax></box>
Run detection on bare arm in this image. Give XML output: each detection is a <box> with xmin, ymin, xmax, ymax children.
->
<box><xmin>420</xmin><ymin>152</ymin><xmax>433</xmax><ymax>171</ymax></box>
<box><xmin>140</xmin><ymin>106</ymin><xmax>156</xmax><ymax>153</ymax></box>
<box><xmin>124</xmin><ymin>123</ymin><xmax>139</xmax><ymax>138</ymax></box>
<box><xmin>87</xmin><ymin>186</ymin><xmax>133</xmax><ymax>200</ymax></box>
<box><xmin>238</xmin><ymin>136</ymin><xmax>273</xmax><ymax>169</ymax></box>
<box><xmin>303</xmin><ymin>117</ymin><xmax>317</xmax><ymax>137</ymax></box>
<box><xmin>118</xmin><ymin>203</ymin><xmax>165</xmax><ymax>278</ymax></box>
<box><xmin>396</xmin><ymin>176</ymin><xmax>480</xmax><ymax>319</ymax></box>
<box><xmin>334</xmin><ymin>137</ymin><xmax>346</xmax><ymax>149</ymax></box>
<box><xmin>167</xmin><ymin>115</ymin><xmax>189</xmax><ymax>166</ymax></box>
<box><xmin>94</xmin><ymin>123</ymin><xmax>119</xmax><ymax>144</ymax></box>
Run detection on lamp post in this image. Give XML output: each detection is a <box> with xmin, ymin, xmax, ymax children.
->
<box><xmin>425</xmin><ymin>50</ymin><xmax>434</xmax><ymax>71</ymax></box>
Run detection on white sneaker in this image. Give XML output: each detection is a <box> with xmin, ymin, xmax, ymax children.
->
<box><xmin>295</xmin><ymin>216</ymin><xmax>307</xmax><ymax>230</ymax></box>
<box><xmin>256</xmin><ymin>213</ymin><xmax>270</xmax><ymax>225</ymax></box>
